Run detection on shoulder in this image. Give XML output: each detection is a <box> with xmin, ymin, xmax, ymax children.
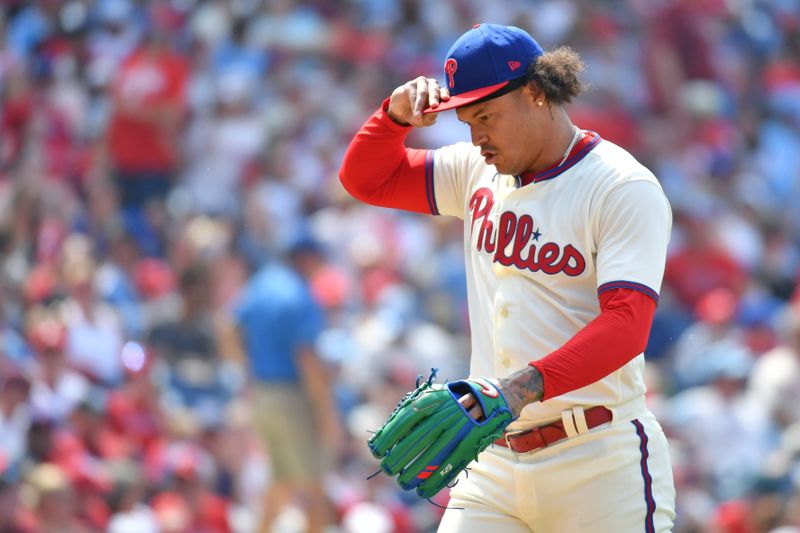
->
<box><xmin>575</xmin><ymin>138</ymin><xmax>671</xmax><ymax>224</ymax></box>
<box><xmin>432</xmin><ymin>142</ymin><xmax>497</xmax><ymax>193</ymax></box>
<box><xmin>252</xmin><ymin>264</ymin><xmax>303</xmax><ymax>291</ymax></box>
<box><xmin>433</xmin><ymin>141</ymin><xmax>483</xmax><ymax>165</ymax></box>
<box><xmin>584</xmin><ymin>138</ymin><xmax>662</xmax><ymax>191</ymax></box>
<box><xmin>238</xmin><ymin>268</ymin><xmax>313</xmax><ymax>322</ymax></box>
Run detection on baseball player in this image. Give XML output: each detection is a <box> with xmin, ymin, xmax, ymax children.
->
<box><xmin>340</xmin><ymin>24</ymin><xmax>676</xmax><ymax>532</ymax></box>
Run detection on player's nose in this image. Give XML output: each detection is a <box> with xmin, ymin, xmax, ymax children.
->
<box><xmin>470</xmin><ymin>127</ymin><xmax>488</xmax><ymax>147</ymax></box>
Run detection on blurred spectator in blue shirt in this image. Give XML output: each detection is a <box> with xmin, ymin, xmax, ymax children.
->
<box><xmin>235</xmin><ymin>261</ymin><xmax>322</xmax><ymax>382</ymax></box>
<box><xmin>230</xmin><ymin>240</ymin><xmax>343</xmax><ymax>533</ymax></box>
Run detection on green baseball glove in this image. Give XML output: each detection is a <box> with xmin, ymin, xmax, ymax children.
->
<box><xmin>368</xmin><ymin>370</ymin><xmax>515</xmax><ymax>499</ymax></box>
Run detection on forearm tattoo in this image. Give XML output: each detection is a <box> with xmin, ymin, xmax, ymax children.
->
<box><xmin>498</xmin><ymin>366</ymin><xmax>545</xmax><ymax>419</ymax></box>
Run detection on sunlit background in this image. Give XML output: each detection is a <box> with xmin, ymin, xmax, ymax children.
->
<box><xmin>1</xmin><ymin>0</ymin><xmax>800</xmax><ymax>532</ymax></box>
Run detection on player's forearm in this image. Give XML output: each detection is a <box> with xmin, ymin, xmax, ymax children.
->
<box><xmin>339</xmin><ymin>100</ymin><xmax>432</xmax><ymax>213</ymax></box>
<box><xmin>497</xmin><ymin>365</ymin><xmax>545</xmax><ymax>418</ymax></box>
<box><xmin>530</xmin><ymin>287</ymin><xmax>656</xmax><ymax>400</ymax></box>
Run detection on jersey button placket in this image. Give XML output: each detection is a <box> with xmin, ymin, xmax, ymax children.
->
<box><xmin>493</xmin><ymin>279</ymin><xmax>517</xmax><ymax>375</ymax></box>
<box><xmin>492</xmin><ymin>189</ymin><xmax>519</xmax><ymax>375</ymax></box>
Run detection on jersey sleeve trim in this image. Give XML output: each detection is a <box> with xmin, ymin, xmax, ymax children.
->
<box><xmin>598</xmin><ymin>280</ymin><xmax>658</xmax><ymax>303</ymax></box>
<box><xmin>424</xmin><ymin>150</ymin><xmax>440</xmax><ymax>215</ymax></box>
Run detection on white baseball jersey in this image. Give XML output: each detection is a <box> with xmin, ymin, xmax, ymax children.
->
<box><xmin>430</xmin><ymin>132</ymin><xmax>672</xmax><ymax>430</ymax></box>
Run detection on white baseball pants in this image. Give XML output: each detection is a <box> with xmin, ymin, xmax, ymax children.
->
<box><xmin>438</xmin><ymin>410</ymin><xmax>676</xmax><ymax>532</ymax></box>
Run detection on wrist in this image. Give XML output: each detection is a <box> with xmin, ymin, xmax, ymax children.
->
<box><xmin>497</xmin><ymin>366</ymin><xmax>545</xmax><ymax>419</ymax></box>
<box><xmin>381</xmin><ymin>97</ymin><xmax>411</xmax><ymax>127</ymax></box>
<box><xmin>386</xmin><ymin>108</ymin><xmax>411</xmax><ymax>127</ymax></box>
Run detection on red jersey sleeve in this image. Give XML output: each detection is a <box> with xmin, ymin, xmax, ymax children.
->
<box><xmin>339</xmin><ymin>99</ymin><xmax>436</xmax><ymax>214</ymax></box>
<box><xmin>529</xmin><ymin>288</ymin><xmax>657</xmax><ymax>400</ymax></box>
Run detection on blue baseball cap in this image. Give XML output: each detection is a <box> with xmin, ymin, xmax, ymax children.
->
<box><xmin>426</xmin><ymin>24</ymin><xmax>544</xmax><ymax>114</ymax></box>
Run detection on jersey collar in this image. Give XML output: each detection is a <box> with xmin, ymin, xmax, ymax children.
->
<box><xmin>517</xmin><ymin>130</ymin><xmax>601</xmax><ymax>187</ymax></box>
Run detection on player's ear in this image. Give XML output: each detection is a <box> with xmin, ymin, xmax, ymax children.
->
<box><xmin>521</xmin><ymin>82</ymin><xmax>545</xmax><ymax>107</ymax></box>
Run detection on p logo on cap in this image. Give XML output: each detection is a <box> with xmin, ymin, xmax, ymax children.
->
<box><xmin>445</xmin><ymin>58</ymin><xmax>458</xmax><ymax>89</ymax></box>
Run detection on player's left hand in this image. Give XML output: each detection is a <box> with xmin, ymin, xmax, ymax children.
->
<box><xmin>459</xmin><ymin>365</ymin><xmax>545</xmax><ymax>421</ymax></box>
<box><xmin>368</xmin><ymin>370</ymin><xmax>515</xmax><ymax>499</ymax></box>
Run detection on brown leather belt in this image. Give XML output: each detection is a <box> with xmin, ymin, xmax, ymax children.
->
<box><xmin>494</xmin><ymin>406</ymin><xmax>613</xmax><ymax>454</ymax></box>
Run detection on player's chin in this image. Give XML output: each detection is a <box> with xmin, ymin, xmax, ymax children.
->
<box><xmin>485</xmin><ymin>156</ymin><xmax>504</xmax><ymax>172</ymax></box>
<box><xmin>490</xmin><ymin>160</ymin><xmax>514</xmax><ymax>176</ymax></box>
<box><xmin>486</xmin><ymin>156</ymin><xmax>517</xmax><ymax>176</ymax></box>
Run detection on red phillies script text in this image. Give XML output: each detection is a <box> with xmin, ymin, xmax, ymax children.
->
<box><xmin>469</xmin><ymin>187</ymin><xmax>586</xmax><ymax>277</ymax></box>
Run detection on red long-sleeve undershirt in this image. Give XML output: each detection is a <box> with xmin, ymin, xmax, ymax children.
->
<box><xmin>529</xmin><ymin>288</ymin><xmax>656</xmax><ymax>400</ymax></box>
<box><xmin>339</xmin><ymin>99</ymin><xmax>431</xmax><ymax>213</ymax></box>
<box><xmin>339</xmin><ymin>102</ymin><xmax>657</xmax><ymax>400</ymax></box>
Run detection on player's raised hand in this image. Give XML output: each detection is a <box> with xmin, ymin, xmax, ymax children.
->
<box><xmin>387</xmin><ymin>76</ymin><xmax>450</xmax><ymax>128</ymax></box>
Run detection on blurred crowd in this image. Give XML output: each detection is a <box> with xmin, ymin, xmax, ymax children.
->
<box><xmin>0</xmin><ymin>0</ymin><xmax>799</xmax><ymax>531</ymax></box>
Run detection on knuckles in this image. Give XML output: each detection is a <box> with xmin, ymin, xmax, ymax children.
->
<box><xmin>390</xmin><ymin>77</ymin><xmax>444</xmax><ymax>125</ymax></box>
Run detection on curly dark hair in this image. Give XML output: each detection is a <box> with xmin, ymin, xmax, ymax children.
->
<box><xmin>525</xmin><ymin>46</ymin><xmax>584</xmax><ymax>104</ymax></box>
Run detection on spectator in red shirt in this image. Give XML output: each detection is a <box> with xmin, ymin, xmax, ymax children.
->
<box><xmin>0</xmin><ymin>69</ymin><xmax>33</xmax><ymax>173</ymax></box>
<box><xmin>150</xmin><ymin>445</ymin><xmax>232</xmax><ymax>533</ymax></box>
<box><xmin>664</xmin><ymin>214</ymin><xmax>747</xmax><ymax>311</ymax></box>
<box><xmin>106</xmin><ymin>28</ymin><xmax>188</xmax><ymax>211</ymax></box>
